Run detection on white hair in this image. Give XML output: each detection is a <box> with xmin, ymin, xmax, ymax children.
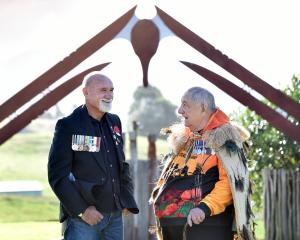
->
<box><xmin>81</xmin><ymin>72</ymin><xmax>111</xmax><ymax>88</ymax></box>
<box><xmin>185</xmin><ymin>87</ymin><xmax>216</xmax><ymax>112</ymax></box>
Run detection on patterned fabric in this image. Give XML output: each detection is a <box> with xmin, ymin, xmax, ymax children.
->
<box><xmin>152</xmin><ymin>108</ymin><xmax>255</xmax><ymax>239</ymax></box>
<box><xmin>154</xmin><ymin>135</ymin><xmax>215</xmax><ymax>219</ymax></box>
<box><xmin>152</xmin><ymin>109</ymin><xmax>233</xmax><ymax>222</ymax></box>
<box><xmin>155</xmin><ymin>186</ymin><xmax>201</xmax><ymax>218</ymax></box>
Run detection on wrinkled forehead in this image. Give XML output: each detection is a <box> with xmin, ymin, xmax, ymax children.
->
<box><xmin>89</xmin><ymin>76</ymin><xmax>113</xmax><ymax>87</ymax></box>
<box><xmin>181</xmin><ymin>91</ymin><xmax>194</xmax><ymax>103</ymax></box>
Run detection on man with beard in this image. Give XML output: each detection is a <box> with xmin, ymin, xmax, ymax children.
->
<box><xmin>48</xmin><ymin>72</ymin><xmax>138</xmax><ymax>240</ymax></box>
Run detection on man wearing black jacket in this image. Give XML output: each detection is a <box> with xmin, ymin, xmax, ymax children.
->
<box><xmin>48</xmin><ymin>72</ymin><xmax>138</xmax><ymax>240</ymax></box>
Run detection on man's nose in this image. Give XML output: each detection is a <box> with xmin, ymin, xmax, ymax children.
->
<box><xmin>105</xmin><ymin>92</ymin><xmax>113</xmax><ymax>99</ymax></box>
<box><xmin>178</xmin><ymin>106</ymin><xmax>184</xmax><ymax>114</ymax></box>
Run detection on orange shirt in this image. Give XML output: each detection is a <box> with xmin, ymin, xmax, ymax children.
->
<box><xmin>165</xmin><ymin>134</ymin><xmax>233</xmax><ymax>216</ymax></box>
<box><xmin>158</xmin><ymin>108</ymin><xmax>233</xmax><ymax>216</ymax></box>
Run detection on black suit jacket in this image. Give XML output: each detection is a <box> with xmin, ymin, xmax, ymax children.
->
<box><xmin>48</xmin><ymin>105</ymin><xmax>139</xmax><ymax>222</ymax></box>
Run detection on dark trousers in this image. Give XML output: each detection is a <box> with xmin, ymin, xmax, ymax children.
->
<box><xmin>161</xmin><ymin>224</ymin><xmax>234</xmax><ymax>240</ymax></box>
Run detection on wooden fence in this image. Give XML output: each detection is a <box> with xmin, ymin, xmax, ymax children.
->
<box><xmin>264</xmin><ymin>169</ymin><xmax>300</xmax><ymax>240</ymax></box>
<box><xmin>123</xmin><ymin>131</ymin><xmax>159</xmax><ymax>240</ymax></box>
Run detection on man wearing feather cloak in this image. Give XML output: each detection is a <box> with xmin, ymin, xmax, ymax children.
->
<box><xmin>151</xmin><ymin>87</ymin><xmax>255</xmax><ymax>240</ymax></box>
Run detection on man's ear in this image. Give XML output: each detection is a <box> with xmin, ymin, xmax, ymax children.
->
<box><xmin>201</xmin><ymin>103</ymin><xmax>208</xmax><ymax>113</ymax></box>
<box><xmin>82</xmin><ymin>87</ymin><xmax>88</xmax><ymax>97</ymax></box>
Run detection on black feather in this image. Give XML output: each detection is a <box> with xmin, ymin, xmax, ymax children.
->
<box><xmin>241</xmin><ymin>224</ymin><xmax>256</xmax><ymax>240</ymax></box>
<box><xmin>246</xmin><ymin>198</ymin><xmax>254</xmax><ymax>224</ymax></box>
<box><xmin>242</xmin><ymin>141</ymin><xmax>250</xmax><ymax>152</ymax></box>
<box><xmin>238</xmin><ymin>148</ymin><xmax>248</xmax><ymax>170</ymax></box>
<box><xmin>234</xmin><ymin>175</ymin><xmax>245</xmax><ymax>192</ymax></box>
<box><xmin>242</xmin><ymin>225</ymin><xmax>251</xmax><ymax>240</ymax></box>
<box><xmin>223</xmin><ymin>140</ymin><xmax>239</xmax><ymax>156</ymax></box>
<box><xmin>248</xmin><ymin>181</ymin><xmax>253</xmax><ymax>195</ymax></box>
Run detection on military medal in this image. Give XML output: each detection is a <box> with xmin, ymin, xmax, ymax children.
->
<box><xmin>192</xmin><ymin>140</ymin><xmax>212</xmax><ymax>155</ymax></box>
<box><xmin>72</xmin><ymin>134</ymin><xmax>101</xmax><ymax>152</ymax></box>
<box><xmin>111</xmin><ymin>125</ymin><xmax>122</xmax><ymax>146</ymax></box>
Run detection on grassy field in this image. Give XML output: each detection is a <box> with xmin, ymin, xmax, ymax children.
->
<box><xmin>0</xmin><ymin>131</ymin><xmax>264</xmax><ymax>239</ymax></box>
<box><xmin>0</xmin><ymin>131</ymin><xmax>59</xmax><ymax>239</ymax></box>
<box><xmin>0</xmin><ymin>221</ymin><xmax>61</xmax><ymax>240</ymax></box>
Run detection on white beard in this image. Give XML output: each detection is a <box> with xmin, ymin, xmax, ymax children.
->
<box><xmin>99</xmin><ymin>99</ymin><xmax>112</xmax><ymax>112</ymax></box>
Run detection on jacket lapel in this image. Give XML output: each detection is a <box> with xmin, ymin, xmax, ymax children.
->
<box><xmin>106</xmin><ymin>114</ymin><xmax>124</xmax><ymax>171</ymax></box>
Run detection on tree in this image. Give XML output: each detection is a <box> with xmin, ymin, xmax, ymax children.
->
<box><xmin>128</xmin><ymin>85</ymin><xmax>178</xmax><ymax>136</ymax></box>
<box><xmin>233</xmin><ymin>75</ymin><xmax>300</xmax><ymax>211</ymax></box>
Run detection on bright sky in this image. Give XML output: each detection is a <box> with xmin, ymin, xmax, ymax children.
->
<box><xmin>1</xmin><ymin>0</ymin><xmax>299</xmax><ymax>130</ymax></box>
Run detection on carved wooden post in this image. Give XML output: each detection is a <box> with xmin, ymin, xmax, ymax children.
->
<box><xmin>148</xmin><ymin>134</ymin><xmax>157</xmax><ymax>240</ymax></box>
<box><xmin>264</xmin><ymin>169</ymin><xmax>300</xmax><ymax>240</ymax></box>
<box><xmin>129</xmin><ymin>121</ymin><xmax>139</xmax><ymax>239</ymax></box>
<box><xmin>122</xmin><ymin>133</ymin><xmax>126</xmax><ymax>153</ymax></box>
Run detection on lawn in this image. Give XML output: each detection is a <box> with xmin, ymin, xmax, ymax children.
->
<box><xmin>0</xmin><ymin>221</ymin><xmax>61</xmax><ymax>240</ymax></box>
<box><xmin>0</xmin><ymin>131</ymin><xmax>264</xmax><ymax>239</ymax></box>
<box><xmin>0</xmin><ymin>131</ymin><xmax>62</xmax><ymax>239</ymax></box>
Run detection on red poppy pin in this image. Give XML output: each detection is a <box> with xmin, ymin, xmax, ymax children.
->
<box><xmin>113</xmin><ymin>126</ymin><xmax>121</xmax><ymax>136</ymax></box>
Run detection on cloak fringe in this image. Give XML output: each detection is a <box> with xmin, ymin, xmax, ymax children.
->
<box><xmin>234</xmin><ymin>175</ymin><xmax>245</xmax><ymax>192</ymax></box>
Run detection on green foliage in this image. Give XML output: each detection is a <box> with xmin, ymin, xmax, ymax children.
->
<box><xmin>255</xmin><ymin>219</ymin><xmax>265</xmax><ymax>240</ymax></box>
<box><xmin>234</xmin><ymin>75</ymin><xmax>300</xmax><ymax>211</ymax></box>
<box><xmin>128</xmin><ymin>85</ymin><xmax>178</xmax><ymax>136</ymax></box>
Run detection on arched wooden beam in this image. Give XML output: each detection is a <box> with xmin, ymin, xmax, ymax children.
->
<box><xmin>181</xmin><ymin>61</ymin><xmax>300</xmax><ymax>143</ymax></box>
<box><xmin>156</xmin><ymin>6</ymin><xmax>300</xmax><ymax>121</ymax></box>
<box><xmin>0</xmin><ymin>63</ymin><xmax>110</xmax><ymax>145</ymax></box>
<box><xmin>0</xmin><ymin>6</ymin><xmax>136</xmax><ymax>123</ymax></box>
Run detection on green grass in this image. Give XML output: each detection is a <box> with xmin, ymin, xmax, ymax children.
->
<box><xmin>0</xmin><ymin>132</ymin><xmax>54</xmax><ymax>197</ymax></box>
<box><xmin>0</xmin><ymin>132</ymin><xmax>61</xmax><ymax>239</ymax></box>
<box><xmin>0</xmin><ymin>196</ymin><xmax>58</xmax><ymax>222</ymax></box>
<box><xmin>0</xmin><ymin>131</ymin><xmax>265</xmax><ymax>239</ymax></box>
<box><xmin>0</xmin><ymin>221</ymin><xmax>61</xmax><ymax>240</ymax></box>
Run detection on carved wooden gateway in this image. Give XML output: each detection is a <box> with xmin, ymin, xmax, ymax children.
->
<box><xmin>0</xmin><ymin>5</ymin><xmax>300</xmax><ymax>144</ymax></box>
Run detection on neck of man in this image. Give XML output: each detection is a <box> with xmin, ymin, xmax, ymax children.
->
<box><xmin>85</xmin><ymin>103</ymin><xmax>105</xmax><ymax>121</ymax></box>
<box><xmin>192</xmin><ymin>111</ymin><xmax>212</xmax><ymax>132</ymax></box>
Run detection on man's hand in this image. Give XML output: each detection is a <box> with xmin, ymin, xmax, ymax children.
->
<box><xmin>122</xmin><ymin>208</ymin><xmax>130</xmax><ymax>216</ymax></box>
<box><xmin>81</xmin><ymin>206</ymin><xmax>103</xmax><ymax>226</ymax></box>
<box><xmin>187</xmin><ymin>208</ymin><xmax>205</xmax><ymax>227</ymax></box>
